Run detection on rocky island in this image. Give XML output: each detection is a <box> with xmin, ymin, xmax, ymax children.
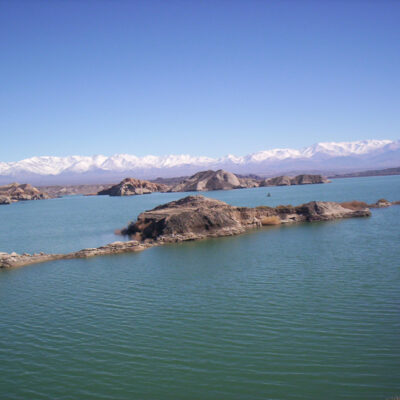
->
<box><xmin>0</xmin><ymin>183</ymin><xmax>51</xmax><ymax>205</ymax></box>
<box><xmin>259</xmin><ymin>174</ymin><xmax>330</xmax><ymax>186</ymax></box>
<box><xmin>168</xmin><ymin>170</ymin><xmax>253</xmax><ymax>192</ymax></box>
<box><xmin>120</xmin><ymin>195</ymin><xmax>370</xmax><ymax>241</ymax></box>
<box><xmin>2</xmin><ymin>195</ymin><xmax>396</xmax><ymax>269</ymax></box>
<box><xmin>97</xmin><ymin>177</ymin><xmax>169</xmax><ymax>196</ymax></box>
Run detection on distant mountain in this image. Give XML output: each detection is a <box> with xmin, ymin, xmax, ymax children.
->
<box><xmin>0</xmin><ymin>139</ymin><xmax>398</xmax><ymax>185</ymax></box>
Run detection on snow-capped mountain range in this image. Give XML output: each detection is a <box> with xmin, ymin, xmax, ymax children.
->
<box><xmin>1</xmin><ymin>139</ymin><xmax>399</xmax><ymax>185</ymax></box>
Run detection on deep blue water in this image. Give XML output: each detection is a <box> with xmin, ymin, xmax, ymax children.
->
<box><xmin>0</xmin><ymin>176</ymin><xmax>399</xmax><ymax>399</ymax></box>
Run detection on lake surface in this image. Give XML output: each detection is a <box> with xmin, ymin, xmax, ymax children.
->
<box><xmin>1</xmin><ymin>176</ymin><xmax>400</xmax><ymax>399</ymax></box>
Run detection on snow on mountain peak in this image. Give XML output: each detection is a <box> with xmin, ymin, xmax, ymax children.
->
<box><xmin>0</xmin><ymin>139</ymin><xmax>398</xmax><ymax>183</ymax></box>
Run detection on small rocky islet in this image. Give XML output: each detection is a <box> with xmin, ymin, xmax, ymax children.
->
<box><xmin>259</xmin><ymin>174</ymin><xmax>330</xmax><ymax>186</ymax></box>
<box><xmin>97</xmin><ymin>177</ymin><xmax>169</xmax><ymax>196</ymax></box>
<box><xmin>0</xmin><ymin>183</ymin><xmax>51</xmax><ymax>205</ymax></box>
<box><xmin>1</xmin><ymin>195</ymin><xmax>398</xmax><ymax>269</ymax></box>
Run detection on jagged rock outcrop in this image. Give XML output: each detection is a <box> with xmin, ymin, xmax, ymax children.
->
<box><xmin>121</xmin><ymin>195</ymin><xmax>371</xmax><ymax>241</ymax></box>
<box><xmin>259</xmin><ymin>174</ymin><xmax>330</xmax><ymax>187</ymax></box>
<box><xmin>97</xmin><ymin>178</ymin><xmax>169</xmax><ymax>196</ymax></box>
<box><xmin>169</xmin><ymin>170</ymin><xmax>248</xmax><ymax>192</ymax></box>
<box><xmin>0</xmin><ymin>183</ymin><xmax>51</xmax><ymax>205</ymax></box>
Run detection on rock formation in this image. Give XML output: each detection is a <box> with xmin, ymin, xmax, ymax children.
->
<box><xmin>0</xmin><ymin>241</ymin><xmax>151</xmax><ymax>269</ymax></box>
<box><xmin>259</xmin><ymin>174</ymin><xmax>330</xmax><ymax>186</ymax></box>
<box><xmin>96</xmin><ymin>172</ymin><xmax>329</xmax><ymax>195</ymax></box>
<box><xmin>372</xmin><ymin>198</ymin><xmax>393</xmax><ymax>208</ymax></box>
<box><xmin>121</xmin><ymin>195</ymin><xmax>370</xmax><ymax>241</ymax></box>
<box><xmin>169</xmin><ymin>170</ymin><xmax>249</xmax><ymax>192</ymax></box>
<box><xmin>2</xmin><ymin>196</ymin><xmax>398</xmax><ymax>270</ymax></box>
<box><xmin>0</xmin><ymin>183</ymin><xmax>51</xmax><ymax>205</ymax></box>
<box><xmin>260</xmin><ymin>175</ymin><xmax>292</xmax><ymax>186</ymax></box>
<box><xmin>97</xmin><ymin>178</ymin><xmax>169</xmax><ymax>196</ymax></box>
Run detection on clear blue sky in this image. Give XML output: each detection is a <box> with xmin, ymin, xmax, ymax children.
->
<box><xmin>1</xmin><ymin>0</ymin><xmax>399</xmax><ymax>162</ymax></box>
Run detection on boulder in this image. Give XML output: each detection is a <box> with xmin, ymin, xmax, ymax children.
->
<box><xmin>0</xmin><ymin>195</ymin><xmax>12</xmax><ymax>205</ymax></box>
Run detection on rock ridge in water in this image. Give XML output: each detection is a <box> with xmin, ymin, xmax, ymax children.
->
<box><xmin>97</xmin><ymin>178</ymin><xmax>169</xmax><ymax>196</ymax></box>
<box><xmin>121</xmin><ymin>195</ymin><xmax>371</xmax><ymax>241</ymax></box>
<box><xmin>2</xmin><ymin>196</ymin><xmax>397</xmax><ymax>269</ymax></box>
<box><xmin>0</xmin><ymin>183</ymin><xmax>51</xmax><ymax>205</ymax></box>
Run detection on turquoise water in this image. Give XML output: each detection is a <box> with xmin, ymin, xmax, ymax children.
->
<box><xmin>0</xmin><ymin>176</ymin><xmax>399</xmax><ymax>399</ymax></box>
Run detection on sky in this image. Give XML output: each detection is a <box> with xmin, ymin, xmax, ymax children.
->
<box><xmin>0</xmin><ymin>0</ymin><xmax>399</xmax><ymax>162</ymax></box>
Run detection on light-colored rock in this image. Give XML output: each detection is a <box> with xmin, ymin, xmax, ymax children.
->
<box><xmin>169</xmin><ymin>170</ymin><xmax>247</xmax><ymax>192</ymax></box>
<box><xmin>373</xmin><ymin>199</ymin><xmax>392</xmax><ymax>208</ymax></box>
<box><xmin>0</xmin><ymin>183</ymin><xmax>51</xmax><ymax>205</ymax></box>
<box><xmin>259</xmin><ymin>174</ymin><xmax>330</xmax><ymax>187</ymax></box>
<box><xmin>97</xmin><ymin>178</ymin><xmax>169</xmax><ymax>196</ymax></box>
<box><xmin>0</xmin><ymin>195</ymin><xmax>12</xmax><ymax>204</ymax></box>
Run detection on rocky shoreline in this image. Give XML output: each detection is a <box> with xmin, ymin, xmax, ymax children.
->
<box><xmin>1</xmin><ymin>196</ymin><xmax>398</xmax><ymax>269</ymax></box>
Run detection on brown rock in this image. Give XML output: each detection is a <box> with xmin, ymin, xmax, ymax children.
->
<box><xmin>121</xmin><ymin>195</ymin><xmax>371</xmax><ymax>242</ymax></box>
